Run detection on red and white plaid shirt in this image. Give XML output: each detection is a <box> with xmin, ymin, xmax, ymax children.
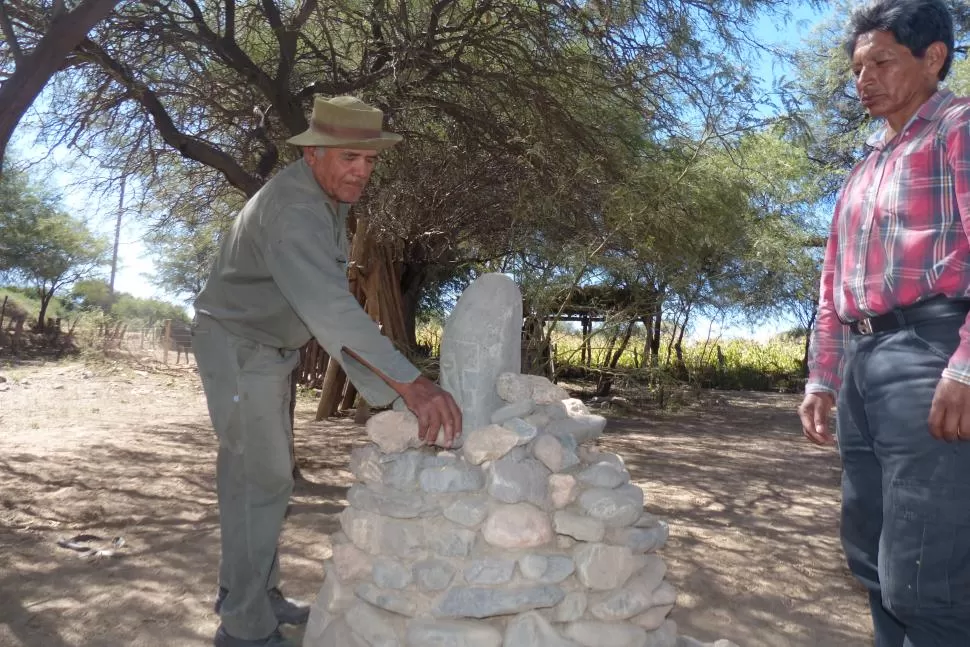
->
<box><xmin>808</xmin><ymin>89</ymin><xmax>970</xmax><ymax>395</ymax></box>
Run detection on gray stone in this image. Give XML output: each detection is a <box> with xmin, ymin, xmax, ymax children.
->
<box><xmin>605</xmin><ymin>523</ymin><xmax>669</xmax><ymax>553</ymax></box>
<box><xmin>482</xmin><ymin>503</ymin><xmax>554</xmax><ymax>549</ymax></box>
<box><xmin>422</xmin><ymin>452</ymin><xmax>458</xmax><ymax>467</ymax></box>
<box><xmin>347</xmin><ymin>484</ymin><xmax>438</xmax><ymax>519</ymax></box>
<box><xmin>355</xmin><ymin>582</ymin><xmax>421</xmax><ymax>617</ymax></box>
<box><xmin>488</xmin><ymin>455</ymin><xmax>550</xmax><ymax>507</ymax></box>
<box><xmin>463</xmin><ymin>424</ymin><xmax>521</xmax><ymax>465</ymax></box>
<box><xmin>425</xmin><ymin>517</ymin><xmax>478</xmax><ymax>557</ymax></box>
<box><xmin>319</xmin><ymin>617</ymin><xmax>367</xmax><ymax>647</ymax></box>
<box><xmin>518</xmin><ymin>554</ymin><xmax>575</xmax><ymax>584</ymax></box>
<box><xmin>316</xmin><ymin>562</ymin><xmax>356</xmax><ymax>613</ymax></box>
<box><xmin>532</xmin><ymin>434</ymin><xmax>580</xmax><ymax>473</ymax></box>
<box><xmin>405</xmin><ymin>619</ymin><xmax>503</xmax><ymax>647</ymax></box>
<box><xmin>502</xmin><ymin>417</ymin><xmax>539</xmax><ymax>445</ymax></box>
<box><xmin>464</xmin><ymin>557</ymin><xmax>516</xmax><ymax>584</ymax></box>
<box><xmin>372</xmin><ymin>557</ymin><xmax>413</xmax><ymax>590</ymax></box>
<box><xmin>344</xmin><ymin>599</ymin><xmax>404</xmax><ymax>645</ymax></box>
<box><xmin>491</xmin><ymin>399</ymin><xmax>537</xmax><ymax>424</ymax></box>
<box><xmin>562</xmin><ymin>621</ymin><xmax>647</xmax><ymax>647</ymax></box>
<box><xmin>577</xmin><ymin>485</ymin><xmax>644</xmax><ymax>528</ymax></box>
<box><xmin>578</xmin><ymin>448</ymin><xmax>625</xmax><ymax>468</ymax></box>
<box><xmin>631</xmin><ymin>604</ymin><xmax>674</xmax><ymax>632</ymax></box>
<box><xmin>433</xmin><ymin>585</ymin><xmax>565</xmax><ymax>619</ymax></box>
<box><xmin>420</xmin><ymin>462</ymin><xmax>486</xmax><ymax>494</ymax></box>
<box><xmin>383</xmin><ymin>450</ymin><xmax>425</xmax><ymax>491</ymax></box>
<box><xmin>340</xmin><ymin>506</ymin><xmax>425</xmax><ymax>558</ymax></box>
<box><xmin>577</xmin><ymin>463</ymin><xmax>630</xmax><ymax>489</ymax></box>
<box><xmin>546</xmin><ymin>414</ymin><xmax>607</xmax><ymax>443</ymax></box>
<box><xmin>439</xmin><ymin>274</ymin><xmax>522</xmax><ymax>435</ymax></box>
<box><xmin>554</xmin><ymin>511</ymin><xmax>606</xmax><ymax>542</ymax></box>
<box><xmin>574</xmin><ymin>543</ymin><xmax>644</xmax><ymax>591</ymax></box>
<box><xmin>442</xmin><ymin>495</ymin><xmax>489</xmax><ymax>528</ymax></box>
<box><xmin>642</xmin><ymin>619</ymin><xmax>678</xmax><ymax>647</ymax></box>
<box><xmin>553</xmin><ymin>591</ymin><xmax>588</xmax><ymax>622</ymax></box>
<box><xmin>504</xmin><ymin>611</ymin><xmax>582</xmax><ymax>647</ymax></box>
<box><xmin>524</xmin><ymin>412</ymin><xmax>551</xmax><ymax>429</ymax></box>
<box><xmin>413</xmin><ymin>558</ymin><xmax>457</xmax><ymax>592</ymax></box>
<box><xmin>349</xmin><ymin>445</ymin><xmax>384</xmax><ymax>485</ymax></box>
<box><xmin>588</xmin><ymin>557</ymin><xmax>668</xmax><ymax>621</ymax></box>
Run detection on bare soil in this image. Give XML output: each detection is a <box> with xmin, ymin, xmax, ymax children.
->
<box><xmin>0</xmin><ymin>358</ymin><xmax>872</xmax><ymax>647</ymax></box>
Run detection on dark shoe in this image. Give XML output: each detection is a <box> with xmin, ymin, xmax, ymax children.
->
<box><xmin>214</xmin><ymin>587</ymin><xmax>310</xmax><ymax>626</ymax></box>
<box><xmin>213</xmin><ymin>625</ymin><xmax>296</xmax><ymax>647</ymax></box>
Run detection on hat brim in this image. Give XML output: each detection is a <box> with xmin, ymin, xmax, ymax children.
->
<box><xmin>286</xmin><ymin>129</ymin><xmax>402</xmax><ymax>150</ymax></box>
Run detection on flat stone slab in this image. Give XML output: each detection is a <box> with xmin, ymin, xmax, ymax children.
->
<box><xmin>432</xmin><ymin>585</ymin><xmax>565</xmax><ymax>618</ymax></box>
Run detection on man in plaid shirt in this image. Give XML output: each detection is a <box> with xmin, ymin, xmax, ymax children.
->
<box><xmin>798</xmin><ymin>0</ymin><xmax>970</xmax><ymax>644</ymax></box>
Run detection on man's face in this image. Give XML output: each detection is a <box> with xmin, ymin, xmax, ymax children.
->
<box><xmin>851</xmin><ymin>30</ymin><xmax>943</xmax><ymax>127</ymax></box>
<box><xmin>305</xmin><ymin>147</ymin><xmax>379</xmax><ymax>204</ymax></box>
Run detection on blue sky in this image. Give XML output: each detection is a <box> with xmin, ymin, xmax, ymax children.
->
<box><xmin>10</xmin><ymin>2</ymin><xmax>836</xmax><ymax>336</ymax></box>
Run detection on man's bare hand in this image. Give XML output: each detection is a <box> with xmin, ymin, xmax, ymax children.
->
<box><xmin>798</xmin><ymin>392</ymin><xmax>836</xmax><ymax>446</ymax></box>
<box><xmin>928</xmin><ymin>377</ymin><xmax>970</xmax><ymax>442</ymax></box>
<box><xmin>395</xmin><ymin>376</ymin><xmax>462</xmax><ymax>448</ymax></box>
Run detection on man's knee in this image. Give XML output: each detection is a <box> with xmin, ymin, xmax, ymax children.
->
<box><xmin>881</xmin><ymin>480</ymin><xmax>970</xmax><ymax>615</ymax></box>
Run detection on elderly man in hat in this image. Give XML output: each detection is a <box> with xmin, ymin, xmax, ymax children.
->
<box><xmin>193</xmin><ymin>96</ymin><xmax>462</xmax><ymax>647</ymax></box>
<box><xmin>799</xmin><ymin>0</ymin><xmax>970</xmax><ymax>644</ymax></box>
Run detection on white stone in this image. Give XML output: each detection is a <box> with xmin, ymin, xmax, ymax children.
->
<box><xmin>546</xmin><ymin>398</ymin><xmax>590</xmax><ymax>419</ymax></box>
<box><xmin>554</xmin><ymin>511</ymin><xmax>606</xmax><ymax>542</ymax></box>
<box><xmin>579</xmin><ymin>448</ymin><xmax>625</xmax><ymax>468</ymax></box>
<box><xmin>405</xmin><ymin>619</ymin><xmax>503</xmax><ymax>647</ymax></box>
<box><xmin>482</xmin><ymin>503</ymin><xmax>554</xmax><ymax>549</ymax></box>
<box><xmin>497</xmin><ymin>373</ymin><xmax>569</xmax><ymax>405</ymax></box>
<box><xmin>533</xmin><ymin>434</ymin><xmax>580</xmax><ymax>473</ymax></box>
<box><xmin>548</xmin><ymin>474</ymin><xmax>580</xmax><ymax>509</ymax></box>
<box><xmin>524</xmin><ymin>412</ymin><xmax>551</xmax><ymax>429</ymax></box>
<box><xmin>340</xmin><ymin>506</ymin><xmax>425</xmax><ymax>558</ymax></box>
<box><xmin>443</xmin><ymin>495</ymin><xmax>489</xmax><ymax>527</ymax></box>
<box><xmin>463</xmin><ymin>424</ymin><xmax>521</xmax><ymax>465</ymax></box>
<box><xmin>440</xmin><ymin>274</ymin><xmax>522</xmax><ymax>435</ymax></box>
<box><xmin>332</xmin><ymin>542</ymin><xmax>373</xmax><ymax>581</ymax></box>
<box><xmin>355</xmin><ymin>581</ymin><xmax>421</xmax><ymax>616</ymax></box>
<box><xmin>349</xmin><ymin>445</ymin><xmax>383</xmax><ymax>485</ymax></box>
<box><xmin>491</xmin><ymin>399</ymin><xmax>537</xmax><ymax>424</ymax></box>
<box><xmin>574</xmin><ymin>543</ymin><xmax>643</xmax><ymax>590</ymax></box>
<box><xmin>344</xmin><ymin>599</ymin><xmax>404</xmax><ymax>644</ymax></box>
<box><xmin>366</xmin><ymin>409</ymin><xmax>422</xmax><ymax>453</ymax></box>
<box><xmin>502</xmin><ymin>417</ymin><xmax>539</xmax><ymax>445</ymax></box>
<box><xmin>562</xmin><ymin>621</ymin><xmax>647</xmax><ymax>647</ymax></box>
<box><xmin>433</xmin><ymin>585</ymin><xmax>565</xmax><ymax>618</ymax></box>
<box><xmin>504</xmin><ymin>611</ymin><xmax>582</xmax><ymax>646</ymax></box>
<box><xmin>317</xmin><ymin>617</ymin><xmax>366</xmax><ymax>647</ymax></box>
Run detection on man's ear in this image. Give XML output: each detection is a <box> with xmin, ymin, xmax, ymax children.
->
<box><xmin>924</xmin><ymin>41</ymin><xmax>948</xmax><ymax>79</ymax></box>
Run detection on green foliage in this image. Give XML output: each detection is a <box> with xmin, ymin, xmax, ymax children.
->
<box><xmin>110</xmin><ymin>294</ymin><xmax>189</xmax><ymax>327</ymax></box>
<box><xmin>0</xmin><ymin>165</ymin><xmax>110</xmax><ymax>327</ymax></box>
<box><xmin>70</xmin><ymin>279</ymin><xmax>113</xmax><ymax>311</ymax></box>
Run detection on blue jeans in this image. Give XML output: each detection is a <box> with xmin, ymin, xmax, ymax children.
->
<box><xmin>837</xmin><ymin>315</ymin><xmax>970</xmax><ymax>646</ymax></box>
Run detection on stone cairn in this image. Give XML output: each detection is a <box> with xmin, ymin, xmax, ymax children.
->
<box><xmin>304</xmin><ymin>274</ymin><xmax>737</xmax><ymax>647</ymax></box>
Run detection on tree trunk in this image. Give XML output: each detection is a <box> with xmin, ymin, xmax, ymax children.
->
<box><xmin>0</xmin><ymin>0</ymin><xmax>122</xmax><ymax>168</ymax></box>
<box><xmin>399</xmin><ymin>261</ymin><xmax>427</xmax><ymax>352</ymax></box>
<box><xmin>36</xmin><ymin>288</ymin><xmax>54</xmax><ymax>332</ymax></box>
<box><xmin>802</xmin><ymin>309</ymin><xmax>817</xmax><ymax>378</ymax></box>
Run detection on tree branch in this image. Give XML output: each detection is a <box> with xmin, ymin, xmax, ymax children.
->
<box><xmin>0</xmin><ymin>2</ymin><xmax>23</xmax><ymax>63</ymax></box>
<box><xmin>79</xmin><ymin>37</ymin><xmax>262</xmax><ymax>196</ymax></box>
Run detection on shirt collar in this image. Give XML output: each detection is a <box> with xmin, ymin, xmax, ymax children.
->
<box><xmin>866</xmin><ymin>87</ymin><xmax>954</xmax><ymax>149</ymax></box>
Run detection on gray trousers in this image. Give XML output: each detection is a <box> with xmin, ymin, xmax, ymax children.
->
<box><xmin>192</xmin><ymin>315</ymin><xmax>299</xmax><ymax>639</ymax></box>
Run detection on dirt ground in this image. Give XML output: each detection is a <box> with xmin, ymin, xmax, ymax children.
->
<box><xmin>0</xmin><ymin>357</ymin><xmax>872</xmax><ymax>647</ymax></box>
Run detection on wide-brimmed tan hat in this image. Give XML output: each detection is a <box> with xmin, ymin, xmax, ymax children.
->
<box><xmin>286</xmin><ymin>96</ymin><xmax>402</xmax><ymax>150</ymax></box>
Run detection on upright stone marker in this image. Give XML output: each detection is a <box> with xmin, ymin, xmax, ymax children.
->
<box><xmin>439</xmin><ymin>273</ymin><xmax>522</xmax><ymax>435</ymax></box>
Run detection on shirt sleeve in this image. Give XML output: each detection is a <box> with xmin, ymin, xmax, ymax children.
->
<box><xmin>943</xmin><ymin>110</ymin><xmax>970</xmax><ymax>386</ymax></box>
<box><xmin>806</xmin><ymin>211</ymin><xmax>847</xmax><ymax>396</ymax></box>
<box><xmin>262</xmin><ymin>206</ymin><xmax>420</xmax><ymax>406</ymax></box>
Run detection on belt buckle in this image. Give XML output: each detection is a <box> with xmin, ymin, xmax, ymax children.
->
<box><xmin>857</xmin><ymin>318</ymin><xmax>873</xmax><ymax>335</ymax></box>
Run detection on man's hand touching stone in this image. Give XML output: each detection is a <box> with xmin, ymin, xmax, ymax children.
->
<box><xmin>798</xmin><ymin>392</ymin><xmax>836</xmax><ymax>446</ymax></box>
<box><xmin>396</xmin><ymin>376</ymin><xmax>462</xmax><ymax>448</ymax></box>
